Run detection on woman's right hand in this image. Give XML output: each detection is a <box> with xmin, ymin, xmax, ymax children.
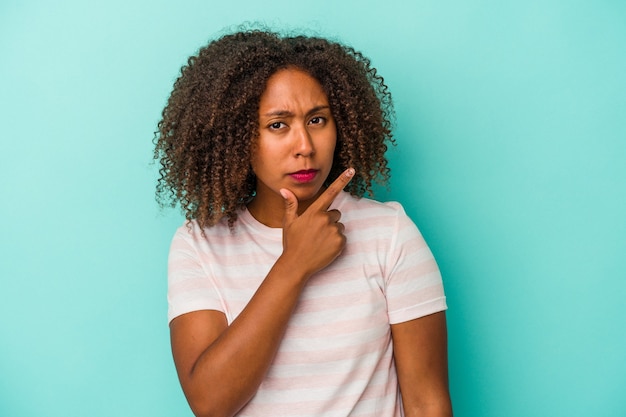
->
<box><xmin>279</xmin><ymin>168</ymin><xmax>355</xmax><ymax>278</ymax></box>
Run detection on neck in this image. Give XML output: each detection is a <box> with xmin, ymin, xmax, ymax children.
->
<box><xmin>247</xmin><ymin>188</ymin><xmax>324</xmax><ymax>228</ymax></box>
<box><xmin>246</xmin><ymin>194</ymin><xmax>285</xmax><ymax>228</ymax></box>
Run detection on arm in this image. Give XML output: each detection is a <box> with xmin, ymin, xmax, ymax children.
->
<box><xmin>170</xmin><ymin>168</ymin><xmax>355</xmax><ymax>417</ymax></box>
<box><xmin>391</xmin><ymin>311</ymin><xmax>453</xmax><ymax>417</ymax></box>
<box><xmin>170</xmin><ymin>258</ymin><xmax>308</xmax><ymax>417</ymax></box>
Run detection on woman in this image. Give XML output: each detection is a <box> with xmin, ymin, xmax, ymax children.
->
<box><xmin>155</xmin><ymin>28</ymin><xmax>452</xmax><ymax>417</ymax></box>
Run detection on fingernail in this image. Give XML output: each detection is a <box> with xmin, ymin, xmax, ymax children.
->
<box><xmin>279</xmin><ymin>189</ymin><xmax>289</xmax><ymax>199</ymax></box>
<box><xmin>346</xmin><ymin>168</ymin><xmax>355</xmax><ymax>177</ymax></box>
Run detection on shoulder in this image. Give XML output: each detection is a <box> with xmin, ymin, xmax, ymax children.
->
<box><xmin>171</xmin><ymin>217</ymin><xmax>235</xmax><ymax>247</ymax></box>
<box><xmin>332</xmin><ymin>192</ymin><xmax>425</xmax><ymax>249</ymax></box>
<box><xmin>334</xmin><ymin>191</ymin><xmax>410</xmax><ymax>223</ymax></box>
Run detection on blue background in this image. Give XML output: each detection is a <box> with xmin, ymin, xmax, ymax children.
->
<box><xmin>1</xmin><ymin>1</ymin><xmax>625</xmax><ymax>416</ymax></box>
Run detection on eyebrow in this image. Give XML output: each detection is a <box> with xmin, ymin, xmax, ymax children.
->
<box><xmin>262</xmin><ymin>105</ymin><xmax>331</xmax><ymax>118</ymax></box>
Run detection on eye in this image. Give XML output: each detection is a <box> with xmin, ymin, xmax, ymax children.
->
<box><xmin>309</xmin><ymin>116</ymin><xmax>326</xmax><ymax>125</ymax></box>
<box><xmin>268</xmin><ymin>121</ymin><xmax>286</xmax><ymax>130</ymax></box>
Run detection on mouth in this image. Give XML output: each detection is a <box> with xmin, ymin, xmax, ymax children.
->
<box><xmin>288</xmin><ymin>169</ymin><xmax>319</xmax><ymax>183</ymax></box>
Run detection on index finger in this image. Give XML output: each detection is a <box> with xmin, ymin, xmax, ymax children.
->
<box><xmin>312</xmin><ymin>168</ymin><xmax>355</xmax><ymax>211</ymax></box>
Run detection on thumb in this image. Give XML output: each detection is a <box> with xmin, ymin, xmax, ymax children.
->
<box><xmin>280</xmin><ymin>188</ymin><xmax>298</xmax><ymax>226</ymax></box>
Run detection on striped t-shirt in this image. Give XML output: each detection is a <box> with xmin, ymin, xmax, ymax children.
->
<box><xmin>168</xmin><ymin>191</ymin><xmax>447</xmax><ymax>416</ymax></box>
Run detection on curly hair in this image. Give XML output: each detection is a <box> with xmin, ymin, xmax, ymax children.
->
<box><xmin>154</xmin><ymin>28</ymin><xmax>395</xmax><ymax>229</ymax></box>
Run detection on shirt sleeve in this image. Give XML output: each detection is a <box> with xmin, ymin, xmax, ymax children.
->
<box><xmin>383</xmin><ymin>203</ymin><xmax>447</xmax><ymax>324</ymax></box>
<box><xmin>167</xmin><ymin>225</ymin><xmax>225</xmax><ymax>323</ymax></box>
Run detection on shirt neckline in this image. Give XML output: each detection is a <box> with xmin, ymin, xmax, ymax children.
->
<box><xmin>238</xmin><ymin>206</ymin><xmax>283</xmax><ymax>241</ymax></box>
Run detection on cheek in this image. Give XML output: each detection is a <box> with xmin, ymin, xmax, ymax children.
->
<box><xmin>324</xmin><ymin>133</ymin><xmax>338</xmax><ymax>156</ymax></box>
<box><xmin>249</xmin><ymin>140</ymin><xmax>283</xmax><ymax>175</ymax></box>
<box><xmin>327</xmin><ymin>124</ymin><xmax>338</xmax><ymax>151</ymax></box>
<box><xmin>250</xmin><ymin>139</ymin><xmax>269</xmax><ymax>168</ymax></box>
<box><xmin>249</xmin><ymin>151</ymin><xmax>267</xmax><ymax>179</ymax></box>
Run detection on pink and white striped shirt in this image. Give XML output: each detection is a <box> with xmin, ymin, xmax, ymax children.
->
<box><xmin>168</xmin><ymin>192</ymin><xmax>447</xmax><ymax>416</ymax></box>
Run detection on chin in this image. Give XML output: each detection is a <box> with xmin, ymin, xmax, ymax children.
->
<box><xmin>295</xmin><ymin>187</ymin><xmax>325</xmax><ymax>202</ymax></box>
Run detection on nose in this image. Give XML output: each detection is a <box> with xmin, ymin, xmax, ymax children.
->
<box><xmin>293</xmin><ymin>125</ymin><xmax>315</xmax><ymax>157</ymax></box>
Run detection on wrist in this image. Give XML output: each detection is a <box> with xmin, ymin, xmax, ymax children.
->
<box><xmin>273</xmin><ymin>253</ymin><xmax>312</xmax><ymax>285</ymax></box>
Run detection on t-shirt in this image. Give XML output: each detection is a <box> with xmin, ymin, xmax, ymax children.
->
<box><xmin>168</xmin><ymin>191</ymin><xmax>447</xmax><ymax>416</ymax></box>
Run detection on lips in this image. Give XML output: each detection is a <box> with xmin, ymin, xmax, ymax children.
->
<box><xmin>288</xmin><ymin>169</ymin><xmax>319</xmax><ymax>183</ymax></box>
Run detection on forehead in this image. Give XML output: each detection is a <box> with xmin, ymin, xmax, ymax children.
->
<box><xmin>259</xmin><ymin>68</ymin><xmax>329</xmax><ymax>112</ymax></box>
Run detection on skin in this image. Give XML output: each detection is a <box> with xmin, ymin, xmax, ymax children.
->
<box><xmin>392</xmin><ymin>312</ymin><xmax>453</xmax><ymax>416</ymax></box>
<box><xmin>170</xmin><ymin>68</ymin><xmax>452</xmax><ymax>417</ymax></box>
<box><xmin>247</xmin><ymin>68</ymin><xmax>338</xmax><ymax>227</ymax></box>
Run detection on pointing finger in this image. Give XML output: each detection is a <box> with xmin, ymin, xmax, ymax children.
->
<box><xmin>312</xmin><ymin>168</ymin><xmax>355</xmax><ymax>211</ymax></box>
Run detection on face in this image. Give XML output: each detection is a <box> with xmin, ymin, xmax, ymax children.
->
<box><xmin>251</xmin><ymin>68</ymin><xmax>337</xmax><ymax>210</ymax></box>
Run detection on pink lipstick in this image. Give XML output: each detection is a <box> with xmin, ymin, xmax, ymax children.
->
<box><xmin>289</xmin><ymin>169</ymin><xmax>318</xmax><ymax>183</ymax></box>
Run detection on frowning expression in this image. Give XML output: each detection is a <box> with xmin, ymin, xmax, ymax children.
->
<box><xmin>251</xmin><ymin>68</ymin><xmax>337</xmax><ymax>208</ymax></box>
